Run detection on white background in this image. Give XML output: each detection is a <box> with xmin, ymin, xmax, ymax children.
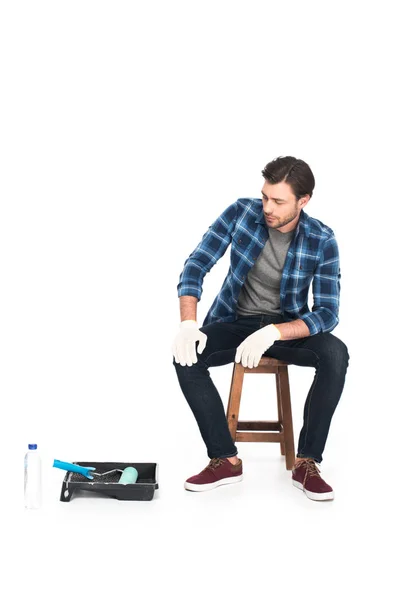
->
<box><xmin>1</xmin><ymin>1</ymin><xmax>398</xmax><ymax>598</ymax></box>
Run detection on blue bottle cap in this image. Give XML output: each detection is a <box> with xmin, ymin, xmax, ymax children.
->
<box><xmin>28</xmin><ymin>444</ymin><xmax>37</xmax><ymax>450</ymax></box>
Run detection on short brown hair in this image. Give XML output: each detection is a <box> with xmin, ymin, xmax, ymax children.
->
<box><xmin>261</xmin><ymin>156</ymin><xmax>315</xmax><ymax>199</ymax></box>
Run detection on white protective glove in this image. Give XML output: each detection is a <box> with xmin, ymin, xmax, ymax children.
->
<box><xmin>171</xmin><ymin>320</ymin><xmax>208</xmax><ymax>367</ymax></box>
<box><xmin>235</xmin><ymin>324</ymin><xmax>281</xmax><ymax>368</ymax></box>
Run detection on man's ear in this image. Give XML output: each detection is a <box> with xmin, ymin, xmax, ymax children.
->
<box><xmin>299</xmin><ymin>194</ymin><xmax>310</xmax><ymax>208</ymax></box>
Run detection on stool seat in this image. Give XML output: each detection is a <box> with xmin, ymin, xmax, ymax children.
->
<box><xmin>226</xmin><ymin>356</ymin><xmax>295</xmax><ymax>470</ymax></box>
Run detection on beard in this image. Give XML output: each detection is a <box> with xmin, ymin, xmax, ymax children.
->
<box><xmin>265</xmin><ymin>207</ymin><xmax>299</xmax><ymax>229</ymax></box>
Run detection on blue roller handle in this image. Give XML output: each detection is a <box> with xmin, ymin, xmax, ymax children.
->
<box><xmin>53</xmin><ymin>459</ymin><xmax>96</xmax><ymax>480</ymax></box>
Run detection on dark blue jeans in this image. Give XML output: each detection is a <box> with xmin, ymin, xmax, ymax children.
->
<box><xmin>173</xmin><ymin>314</ymin><xmax>350</xmax><ymax>464</ymax></box>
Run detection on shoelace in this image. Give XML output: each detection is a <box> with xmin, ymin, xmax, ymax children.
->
<box><xmin>297</xmin><ymin>458</ymin><xmax>321</xmax><ymax>487</ymax></box>
<box><xmin>204</xmin><ymin>458</ymin><xmax>225</xmax><ymax>472</ymax></box>
<box><xmin>198</xmin><ymin>457</ymin><xmax>239</xmax><ymax>475</ymax></box>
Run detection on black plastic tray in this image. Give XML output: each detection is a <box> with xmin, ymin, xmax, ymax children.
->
<box><xmin>59</xmin><ymin>461</ymin><xmax>159</xmax><ymax>502</ymax></box>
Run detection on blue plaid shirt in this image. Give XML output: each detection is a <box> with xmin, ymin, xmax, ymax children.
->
<box><xmin>177</xmin><ymin>198</ymin><xmax>341</xmax><ymax>336</ymax></box>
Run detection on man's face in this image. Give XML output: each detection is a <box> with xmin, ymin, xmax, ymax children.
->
<box><xmin>261</xmin><ymin>180</ymin><xmax>309</xmax><ymax>233</ymax></box>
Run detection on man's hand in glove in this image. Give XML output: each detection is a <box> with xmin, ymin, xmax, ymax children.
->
<box><xmin>171</xmin><ymin>320</ymin><xmax>208</xmax><ymax>367</ymax></box>
<box><xmin>235</xmin><ymin>324</ymin><xmax>281</xmax><ymax>368</ymax></box>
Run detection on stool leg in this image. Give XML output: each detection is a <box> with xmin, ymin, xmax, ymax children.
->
<box><xmin>277</xmin><ymin>366</ymin><xmax>295</xmax><ymax>470</ymax></box>
<box><xmin>275</xmin><ymin>374</ymin><xmax>285</xmax><ymax>456</ymax></box>
<box><xmin>226</xmin><ymin>363</ymin><xmax>245</xmax><ymax>442</ymax></box>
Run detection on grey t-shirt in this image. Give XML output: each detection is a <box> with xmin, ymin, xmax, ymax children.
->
<box><xmin>236</xmin><ymin>226</ymin><xmax>295</xmax><ymax>316</ymax></box>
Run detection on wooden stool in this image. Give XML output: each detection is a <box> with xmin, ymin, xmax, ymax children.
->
<box><xmin>226</xmin><ymin>357</ymin><xmax>295</xmax><ymax>470</ymax></box>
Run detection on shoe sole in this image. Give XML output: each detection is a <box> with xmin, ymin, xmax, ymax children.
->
<box><xmin>184</xmin><ymin>474</ymin><xmax>243</xmax><ymax>492</ymax></box>
<box><xmin>292</xmin><ymin>479</ymin><xmax>334</xmax><ymax>501</ymax></box>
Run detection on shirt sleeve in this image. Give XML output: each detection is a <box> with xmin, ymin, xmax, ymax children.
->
<box><xmin>300</xmin><ymin>235</ymin><xmax>341</xmax><ymax>335</ymax></box>
<box><xmin>177</xmin><ymin>201</ymin><xmax>238</xmax><ymax>300</ymax></box>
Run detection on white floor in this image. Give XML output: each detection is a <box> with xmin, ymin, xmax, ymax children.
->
<box><xmin>9</xmin><ymin>352</ymin><xmax>397</xmax><ymax>599</ymax></box>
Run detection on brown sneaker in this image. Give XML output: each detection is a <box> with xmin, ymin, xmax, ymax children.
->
<box><xmin>292</xmin><ymin>458</ymin><xmax>334</xmax><ymax>501</ymax></box>
<box><xmin>184</xmin><ymin>457</ymin><xmax>243</xmax><ymax>492</ymax></box>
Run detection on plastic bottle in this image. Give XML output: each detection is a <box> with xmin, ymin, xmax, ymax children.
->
<box><xmin>24</xmin><ymin>444</ymin><xmax>42</xmax><ymax>509</ymax></box>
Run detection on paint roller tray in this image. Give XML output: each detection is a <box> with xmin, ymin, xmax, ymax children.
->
<box><xmin>59</xmin><ymin>462</ymin><xmax>159</xmax><ymax>502</ymax></box>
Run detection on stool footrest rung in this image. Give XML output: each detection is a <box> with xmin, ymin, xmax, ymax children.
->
<box><xmin>237</xmin><ymin>420</ymin><xmax>282</xmax><ymax>431</ymax></box>
<box><xmin>236</xmin><ymin>431</ymin><xmax>282</xmax><ymax>443</ymax></box>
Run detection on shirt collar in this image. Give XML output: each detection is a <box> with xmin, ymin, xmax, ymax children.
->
<box><xmin>255</xmin><ymin>205</ymin><xmax>310</xmax><ymax>238</ymax></box>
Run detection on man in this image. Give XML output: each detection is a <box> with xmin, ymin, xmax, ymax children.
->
<box><xmin>172</xmin><ymin>156</ymin><xmax>350</xmax><ymax>501</ymax></box>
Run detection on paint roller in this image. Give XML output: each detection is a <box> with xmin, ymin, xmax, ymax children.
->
<box><xmin>53</xmin><ymin>460</ymin><xmax>138</xmax><ymax>484</ymax></box>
